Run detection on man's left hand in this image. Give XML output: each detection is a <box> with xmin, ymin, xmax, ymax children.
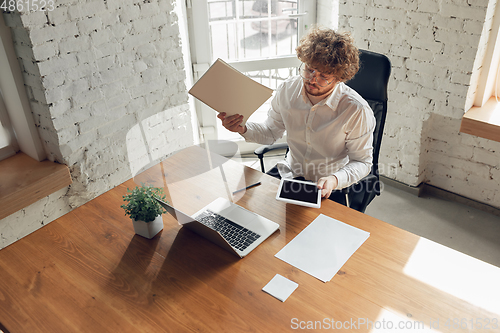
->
<box><xmin>317</xmin><ymin>176</ymin><xmax>339</xmax><ymax>199</ymax></box>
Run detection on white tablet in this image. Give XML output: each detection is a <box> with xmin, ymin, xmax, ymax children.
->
<box><xmin>276</xmin><ymin>178</ymin><xmax>321</xmax><ymax>208</ymax></box>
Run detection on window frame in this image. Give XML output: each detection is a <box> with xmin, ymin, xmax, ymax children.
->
<box><xmin>460</xmin><ymin>0</ymin><xmax>500</xmax><ymax>142</ymax></box>
<box><xmin>0</xmin><ymin>13</ymin><xmax>45</xmax><ymax>162</ymax></box>
<box><xmin>0</xmin><ymin>88</ymin><xmax>18</xmax><ymax>160</ymax></box>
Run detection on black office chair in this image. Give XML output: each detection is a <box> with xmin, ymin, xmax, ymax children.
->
<box><xmin>254</xmin><ymin>49</ymin><xmax>391</xmax><ymax>213</ymax></box>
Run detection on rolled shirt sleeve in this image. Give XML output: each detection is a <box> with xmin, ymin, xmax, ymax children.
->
<box><xmin>331</xmin><ymin>103</ymin><xmax>375</xmax><ymax>189</ymax></box>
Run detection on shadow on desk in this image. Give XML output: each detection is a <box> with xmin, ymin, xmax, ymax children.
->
<box><xmin>108</xmin><ymin>226</ymin><xmax>242</xmax><ymax>307</ymax></box>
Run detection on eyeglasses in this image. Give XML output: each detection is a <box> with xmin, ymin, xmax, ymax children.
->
<box><xmin>299</xmin><ymin>63</ymin><xmax>335</xmax><ymax>87</ymax></box>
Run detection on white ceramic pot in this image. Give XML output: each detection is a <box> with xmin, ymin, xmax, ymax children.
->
<box><xmin>132</xmin><ymin>215</ymin><xmax>163</xmax><ymax>239</ymax></box>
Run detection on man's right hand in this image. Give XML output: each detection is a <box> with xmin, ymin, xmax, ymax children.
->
<box><xmin>217</xmin><ymin>112</ymin><xmax>247</xmax><ymax>134</ymax></box>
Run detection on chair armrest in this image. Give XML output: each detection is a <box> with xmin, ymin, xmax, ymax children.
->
<box><xmin>254</xmin><ymin>142</ymin><xmax>289</xmax><ymax>172</ymax></box>
<box><xmin>254</xmin><ymin>142</ymin><xmax>289</xmax><ymax>157</ymax></box>
<box><xmin>342</xmin><ymin>173</ymin><xmax>381</xmax><ymax>212</ymax></box>
<box><xmin>342</xmin><ymin>174</ymin><xmax>379</xmax><ymax>194</ymax></box>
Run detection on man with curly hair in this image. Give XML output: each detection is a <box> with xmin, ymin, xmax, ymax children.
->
<box><xmin>218</xmin><ymin>27</ymin><xmax>375</xmax><ymax>205</ymax></box>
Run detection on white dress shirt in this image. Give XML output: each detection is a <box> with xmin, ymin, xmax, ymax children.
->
<box><xmin>242</xmin><ymin>75</ymin><xmax>376</xmax><ymax>190</ymax></box>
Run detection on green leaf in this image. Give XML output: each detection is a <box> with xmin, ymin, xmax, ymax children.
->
<box><xmin>121</xmin><ymin>183</ymin><xmax>167</xmax><ymax>222</ymax></box>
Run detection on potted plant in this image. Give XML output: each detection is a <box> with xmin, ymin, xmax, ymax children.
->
<box><xmin>121</xmin><ymin>184</ymin><xmax>167</xmax><ymax>239</ymax></box>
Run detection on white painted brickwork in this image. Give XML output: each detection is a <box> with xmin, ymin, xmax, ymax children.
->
<box><xmin>0</xmin><ymin>0</ymin><xmax>193</xmax><ymax>248</ymax></box>
<box><xmin>3</xmin><ymin>0</ymin><xmax>500</xmax><ymax>248</ymax></box>
<box><xmin>317</xmin><ymin>0</ymin><xmax>500</xmax><ymax>208</ymax></box>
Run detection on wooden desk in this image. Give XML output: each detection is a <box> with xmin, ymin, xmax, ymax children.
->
<box><xmin>0</xmin><ymin>146</ymin><xmax>499</xmax><ymax>332</ymax></box>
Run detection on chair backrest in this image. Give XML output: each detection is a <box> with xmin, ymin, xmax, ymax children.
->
<box><xmin>345</xmin><ymin>49</ymin><xmax>391</xmax><ymax>176</ymax></box>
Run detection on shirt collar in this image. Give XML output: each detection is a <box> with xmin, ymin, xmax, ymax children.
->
<box><xmin>324</xmin><ymin>82</ymin><xmax>343</xmax><ymax>110</ymax></box>
<box><xmin>300</xmin><ymin>80</ymin><xmax>343</xmax><ymax>109</ymax></box>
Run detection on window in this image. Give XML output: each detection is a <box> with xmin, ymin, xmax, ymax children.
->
<box><xmin>0</xmin><ymin>88</ymin><xmax>18</xmax><ymax>160</ymax></box>
<box><xmin>495</xmin><ymin>57</ymin><xmax>500</xmax><ymax>101</ymax></box>
<box><xmin>473</xmin><ymin>32</ymin><xmax>500</xmax><ymax>107</ymax></box>
<box><xmin>188</xmin><ymin>0</ymin><xmax>315</xmax><ymax>153</ymax></box>
<box><xmin>1</xmin><ymin>13</ymin><xmax>45</xmax><ymax>161</ymax></box>
<box><xmin>461</xmin><ymin>0</ymin><xmax>500</xmax><ymax>142</ymax></box>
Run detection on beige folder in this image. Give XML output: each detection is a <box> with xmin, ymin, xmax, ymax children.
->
<box><xmin>189</xmin><ymin>59</ymin><xmax>273</xmax><ymax>125</ymax></box>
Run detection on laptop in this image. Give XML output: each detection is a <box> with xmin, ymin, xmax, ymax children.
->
<box><xmin>155</xmin><ymin>197</ymin><xmax>280</xmax><ymax>258</ymax></box>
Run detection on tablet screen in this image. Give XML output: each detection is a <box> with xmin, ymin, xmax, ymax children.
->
<box><xmin>276</xmin><ymin>179</ymin><xmax>321</xmax><ymax>208</ymax></box>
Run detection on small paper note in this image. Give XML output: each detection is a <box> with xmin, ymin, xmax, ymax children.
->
<box><xmin>262</xmin><ymin>274</ymin><xmax>298</xmax><ymax>302</ymax></box>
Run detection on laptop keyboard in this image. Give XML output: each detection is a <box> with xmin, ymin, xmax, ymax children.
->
<box><xmin>196</xmin><ymin>210</ymin><xmax>261</xmax><ymax>251</ymax></box>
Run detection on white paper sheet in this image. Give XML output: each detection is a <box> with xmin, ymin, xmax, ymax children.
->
<box><xmin>275</xmin><ymin>214</ymin><xmax>370</xmax><ymax>282</ymax></box>
<box><xmin>262</xmin><ymin>274</ymin><xmax>299</xmax><ymax>302</ymax></box>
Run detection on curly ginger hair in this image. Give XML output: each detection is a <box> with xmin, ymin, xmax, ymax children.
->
<box><xmin>296</xmin><ymin>27</ymin><xmax>360</xmax><ymax>82</ymax></box>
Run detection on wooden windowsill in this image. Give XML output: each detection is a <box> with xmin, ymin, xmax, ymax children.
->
<box><xmin>460</xmin><ymin>96</ymin><xmax>500</xmax><ymax>142</ymax></box>
<box><xmin>0</xmin><ymin>152</ymin><xmax>72</xmax><ymax>220</ymax></box>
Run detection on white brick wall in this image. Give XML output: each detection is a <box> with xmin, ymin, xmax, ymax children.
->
<box><xmin>317</xmin><ymin>0</ymin><xmax>339</xmax><ymax>29</ymax></box>
<box><xmin>317</xmin><ymin>0</ymin><xmax>500</xmax><ymax>208</ymax></box>
<box><xmin>0</xmin><ymin>0</ymin><xmax>193</xmax><ymax>249</ymax></box>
